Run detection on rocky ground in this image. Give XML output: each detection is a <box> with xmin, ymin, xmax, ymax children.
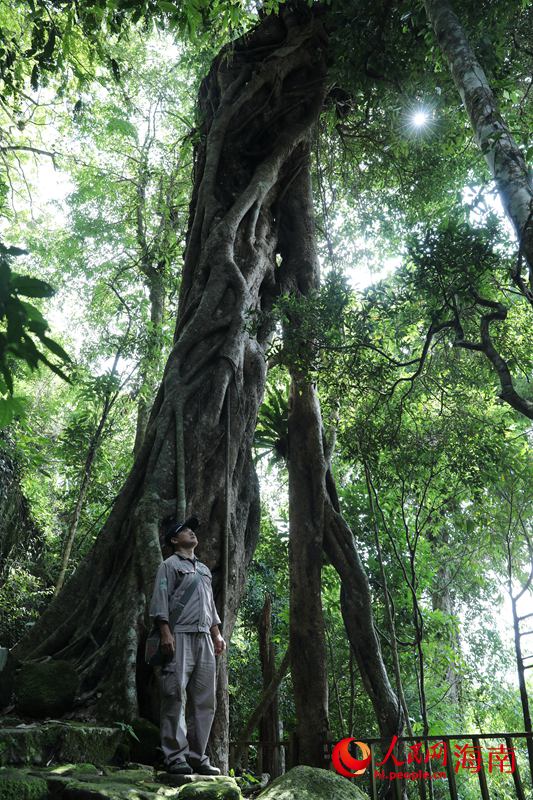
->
<box><xmin>0</xmin><ymin>718</ymin><xmax>369</xmax><ymax>800</ymax></box>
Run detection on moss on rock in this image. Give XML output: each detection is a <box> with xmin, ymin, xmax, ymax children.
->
<box><xmin>257</xmin><ymin>766</ymin><xmax>368</xmax><ymax>800</ymax></box>
<box><xmin>0</xmin><ymin>723</ymin><xmax>58</xmax><ymax>766</ymax></box>
<box><xmin>178</xmin><ymin>778</ymin><xmax>242</xmax><ymax>800</ymax></box>
<box><xmin>69</xmin><ymin>764</ymin><xmax>102</xmax><ymax>775</ymax></box>
<box><xmin>0</xmin><ymin>768</ymin><xmax>48</xmax><ymax>800</ymax></box>
<box><xmin>100</xmin><ymin>768</ymin><xmax>156</xmax><ymax>784</ymax></box>
<box><xmin>14</xmin><ymin>660</ymin><xmax>79</xmax><ymax>718</ymax></box>
<box><xmin>61</xmin><ymin>724</ymin><xmax>123</xmax><ymax>765</ymax></box>
<box><xmin>62</xmin><ymin>778</ymin><xmax>157</xmax><ymax>799</ymax></box>
<box><xmin>0</xmin><ymin>721</ymin><xmax>125</xmax><ymax>766</ymax></box>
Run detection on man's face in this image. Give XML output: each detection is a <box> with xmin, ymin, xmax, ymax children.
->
<box><xmin>172</xmin><ymin>526</ymin><xmax>197</xmax><ymax>549</ymax></box>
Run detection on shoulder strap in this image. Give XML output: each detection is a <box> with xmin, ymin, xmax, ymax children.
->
<box><xmin>168</xmin><ymin>571</ymin><xmax>202</xmax><ymax>629</ymax></box>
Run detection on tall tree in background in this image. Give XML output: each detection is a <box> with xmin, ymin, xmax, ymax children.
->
<box><xmin>424</xmin><ymin>0</ymin><xmax>533</xmax><ymax>295</ymax></box>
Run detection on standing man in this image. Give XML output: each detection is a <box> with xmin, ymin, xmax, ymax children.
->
<box><xmin>149</xmin><ymin>516</ymin><xmax>226</xmax><ymax>775</ymax></box>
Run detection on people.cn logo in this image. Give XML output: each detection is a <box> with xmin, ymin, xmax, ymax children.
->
<box><xmin>332</xmin><ymin>738</ymin><xmax>371</xmax><ymax>777</ymax></box>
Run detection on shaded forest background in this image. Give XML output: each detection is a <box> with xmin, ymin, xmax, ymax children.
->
<box><xmin>0</xmin><ymin>0</ymin><xmax>532</xmax><ymax>796</ymax></box>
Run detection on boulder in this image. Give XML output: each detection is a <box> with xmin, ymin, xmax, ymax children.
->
<box><xmin>14</xmin><ymin>660</ymin><xmax>79</xmax><ymax>718</ymax></box>
<box><xmin>257</xmin><ymin>765</ymin><xmax>368</xmax><ymax>800</ymax></box>
<box><xmin>157</xmin><ymin>772</ymin><xmax>232</xmax><ymax>787</ymax></box>
<box><xmin>0</xmin><ymin>720</ymin><xmax>125</xmax><ymax>766</ymax></box>
<box><xmin>178</xmin><ymin>778</ymin><xmax>242</xmax><ymax>800</ymax></box>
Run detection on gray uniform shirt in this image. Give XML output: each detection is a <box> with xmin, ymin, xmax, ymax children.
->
<box><xmin>149</xmin><ymin>553</ymin><xmax>221</xmax><ymax>634</ymax></box>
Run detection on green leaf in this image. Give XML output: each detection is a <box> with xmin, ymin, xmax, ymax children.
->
<box><xmin>0</xmin><ymin>361</ymin><xmax>14</xmax><ymax>394</ymax></box>
<box><xmin>19</xmin><ymin>301</ymin><xmax>48</xmax><ymax>326</ymax></box>
<box><xmin>38</xmin><ymin>352</ymin><xmax>71</xmax><ymax>383</ymax></box>
<box><xmin>11</xmin><ymin>274</ymin><xmax>55</xmax><ymax>299</ymax></box>
<box><xmin>39</xmin><ymin>335</ymin><xmax>71</xmax><ymax>364</ymax></box>
<box><xmin>0</xmin><ymin>396</ymin><xmax>15</xmax><ymax>427</ymax></box>
<box><xmin>157</xmin><ymin>0</ymin><xmax>179</xmax><ymax>12</ymax></box>
<box><xmin>106</xmin><ymin>117</ymin><xmax>138</xmax><ymax>139</ymax></box>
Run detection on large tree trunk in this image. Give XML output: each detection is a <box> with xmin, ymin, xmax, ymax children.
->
<box><xmin>277</xmin><ymin>147</ymin><xmax>330</xmax><ymax>768</ymax></box>
<box><xmin>258</xmin><ymin>594</ymin><xmax>282</xmax><ymax>778</ymax></box>
<box><xmin>287</xmin><ymin>379</ymin><xmax>330</xmax><ymax>766</ymax></box>
<box><xmin>278</xmin><ymin>147</ymin><xmax>404</xmax><ymax>794</ymax></box>
<box><xmin>12</xmin><ymin>6</ymin><xmax>329</xmax><ymax>771</ymax></box>
<box><xmin>424</xmin><ymin>0</ymin><xmax>533</xmax><ymax>298</ymax></box>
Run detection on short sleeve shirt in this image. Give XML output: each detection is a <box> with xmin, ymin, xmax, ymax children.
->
<box><xmin>149</xmin><ymin>553</ymin><xmax>221</xmax><ymax>633</ymax></box>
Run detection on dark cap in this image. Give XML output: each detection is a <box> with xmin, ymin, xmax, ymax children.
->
<box><xmin>164</xmin><ymin>516</ymin><xmax>199</xmax><ymax>547</ymax></box>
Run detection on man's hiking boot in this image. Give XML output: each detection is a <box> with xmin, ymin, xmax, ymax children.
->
<box><xmin>187</xmin><ymin>758</ymin><xmax>221</xmax><ymax>775</ymax></box>
<box><xmin>167</xmin><ymin>761</ymin><xmax>193</xmax><ymax>775</ymax></box>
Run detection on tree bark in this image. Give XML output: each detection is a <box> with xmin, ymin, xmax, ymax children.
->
<box><xmin>276</xmin><ymin>148</ymin><xmax>330</xmax><ymax>767</ymax></box>
<box><xmin>424</xmin><ymin>0</ymin><xmax>533</xmax><ymax>298</ymax></box>
<box><xmin>287</xmin><ymin>379</ymin><xmax>330</xmax><ymax>767</ymax></box>
<box><xmin>278</xmin><ymin>145</ymin><xmax>404</xmax><ymax>794</ymax></box>
<box><xmin>12</xmin><ymin>6</ymin><xmax>330</xmax><ymax>772</ymax></box>
<box><xmin>258</xmin><ymin>594</ymin><xmax>282</xmax><ymax>778</ymax></box>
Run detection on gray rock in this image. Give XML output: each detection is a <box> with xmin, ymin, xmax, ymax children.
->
<box><xmin>0</xmin><ymin>720</ymin><xmax>125</xmax><ymax>766</ymax></box>
<box><xmin>178</xmin><ymin>777</ymin><xmax>242</xmax><ymax>800</ymax></box>
<box><xmin>257</xmin><ymin>765</ymin><xmax>368</xmax><ymax>800</ymax></box>
<box><xmin>156</xmin><ymin>772</ymin><xmax>231</xmax><ymax>786</ymax></box>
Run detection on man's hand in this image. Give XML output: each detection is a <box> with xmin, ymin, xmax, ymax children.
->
<box><xmin>210</xmin><ymin>625</ymin><xmax>226</xmax><ymax>656</ymax></box>
<box><xmin>212</xmin><ymin>633</ymin><xmax>226</xmax><ymax>656</ymax></box>
<box><xmin>158</xmin><ymin>622</ymin><xmax>175</xmax><ymax>658</ymax></box>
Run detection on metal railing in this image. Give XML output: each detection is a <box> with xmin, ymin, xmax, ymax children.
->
<box><xmin>230</xmin><ymin>732</ymin><xmax>533</xmax><ymax>799</ymax></box>
<box><xmin>357</xmin><ymin>732</ymin><xmax>532</xmax><ymax>800</ymax></box>
<box><xmin>229</xmin><ymin>732</ymin><xmax>298</xmax><ymax>777</ymax></box>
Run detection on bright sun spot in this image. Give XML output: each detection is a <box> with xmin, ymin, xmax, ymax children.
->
<box><xmin>412</xmin><ymin>110</ymin><xmax>429</xmax><ymax>128</ymax></box>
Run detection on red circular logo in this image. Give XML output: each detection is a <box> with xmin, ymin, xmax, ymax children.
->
<box><xmin>332</xmin><ymin>738</ymin><xmax>371</xmax><ymax>777</ymax></box>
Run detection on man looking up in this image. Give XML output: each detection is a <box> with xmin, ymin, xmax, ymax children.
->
<box><xmin>149</xmin><ymin>516</ymin><xmax>226</xmax><ymax>775</ymax></box>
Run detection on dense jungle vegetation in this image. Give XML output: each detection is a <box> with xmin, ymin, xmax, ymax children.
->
<box><xmin>0</xmin><ymin>0</ymin><xmax>532</xmax><ymax>797</ymax></box>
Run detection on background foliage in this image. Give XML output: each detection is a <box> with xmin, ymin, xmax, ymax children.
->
<box><xmin>0</xmin><ymin>0</ymin><xmax>532</xmax><ymax>795</ymax></box>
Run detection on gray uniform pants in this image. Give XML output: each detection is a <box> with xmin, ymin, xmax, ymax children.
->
<box><xmin>159</xmin><ymin>632</ymin><xmax>216</xmax><ymax>767</ymax></box>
